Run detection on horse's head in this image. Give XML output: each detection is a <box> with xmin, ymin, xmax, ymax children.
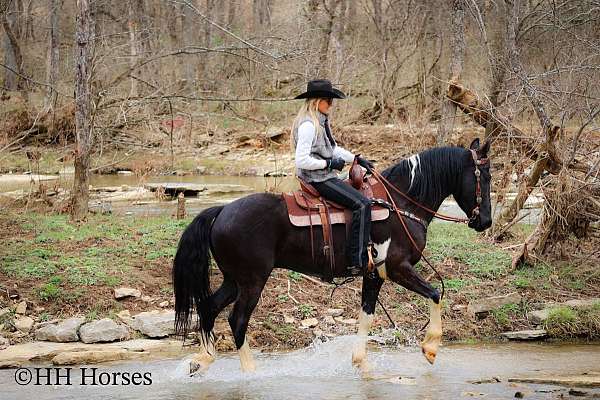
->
<box><xmin>454</xmin><ymin>138</ymin><xmax>492</xmax><ymax>232</ymax></box>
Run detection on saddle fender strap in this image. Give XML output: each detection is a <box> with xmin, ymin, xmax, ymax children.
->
<box><xmin>299</xmin><ymin>191</ymin><xmax>315</xmax><ymax>265</ymax></box>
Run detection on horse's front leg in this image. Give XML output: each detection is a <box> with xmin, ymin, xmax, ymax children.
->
<box><xmin>386</xmin><ymin>260</ymin><xmax>442</xmax><ymax>365</ymax></box>
<box><xmin>352</xmin><ymin>271</ymin><xmax>384</xmax><ymax>371</ymax></box>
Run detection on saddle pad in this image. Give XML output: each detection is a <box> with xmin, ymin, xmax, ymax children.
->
<box><xmin>282</xmin><ymin>176</ymin><xmax>390</xmax><ymax>227</ymax></box>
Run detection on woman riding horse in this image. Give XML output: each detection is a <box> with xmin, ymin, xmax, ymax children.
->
<box><xmin>291</xmin><ymin>79</ymin><xmax>374</xmax><ymax>276</ymax></box>
<box><xmin>173</xmin><ymin>86</ymin><xmax>493</xmax><ymax>375</ymax></box>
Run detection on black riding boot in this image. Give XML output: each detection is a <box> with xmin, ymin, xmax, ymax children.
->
<box><xmin>311</xmin><ymin>178</ymin><xmax>372</xmax><ymax>275</ymax></box>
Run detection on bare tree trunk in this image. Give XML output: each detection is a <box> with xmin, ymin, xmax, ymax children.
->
<box><xmin>317</xmin><ymin>0</ymin><xmax>337</xmax><ymax>77</ymax></box>
<box><xmin>128</xmin><ymin>0</ymin><xmax>138</xmax><ymax>97</ymax></box>
<box><xmin>181</xmin><ymin>1</ymin><xmax>196</xmax><ymax>89</ymax></box>
<box><xmin>227</xmin><ymin>0</ymin><xmax>236</xmax><ymax>27</ymax></box>
<box><xmin>71</xmin><ymin>0</ymin><xmax>94</xmax><ymax>221</ymax></box>
<box><xmin>1</xmin><ymin>0</ymin><xmax>24</xmax><ymax>91</ymax></box>
<box><xmin>332</xmin><ymin>0</ymin><xmax>347</xmax><ymax>83</ymax></box>
<box><xmin>198</xmin><ymin>0</ymin><xmax>215</xmax><ymax>89</ymax></box>
<box><xmin>44</xmin><ymin>0</ymin><xmax>60</xmax><ymax>110</ymax></box>
<box><xmin>494</xmin><ymin>0</ymin><xmax>561</xmax><ymax>239</ymax></box>
<box><xmin>253</xmin><ymin>0</ymin><xmax>271</xmax><ymax>29</ymax></box>
<box><xmin>437</xmin><ymin>0</ymin><xmax>465</xmax><ymax>145</ymax></box>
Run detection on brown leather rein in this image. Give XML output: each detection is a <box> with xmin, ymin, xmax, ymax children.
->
<box><xmin>369</xmin><ymin>149</ymin><xmax>489</xmax><ymax>302</ymax></box>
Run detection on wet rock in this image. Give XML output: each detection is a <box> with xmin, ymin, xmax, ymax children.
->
<box><xmin>114</xmin><ymin>287</ymin><xmax>141</xmax><ymax>300</ymax></box>
<box><xmin>79</xmin><ymin>319</ymin><xmax>129</xmax><ymax>343</ymax></box>
<box><xmin>300</xmin><ymin>318</ymin><xmax>319</xmax><ymax>328</ymax></box>
<box><xmin>469</xmin><ymin>376</ymin><xmax>501</xmax><ymax>384</ymax></box>
<box><xmin>0</xmin><ymin>336</ymin><xmax>9</xmax><ymax>350</ymax></box>
<box><xmin>14</xmin><ymin>316</ymin><xmax>34</xmax><ymax>333</ymax></box>
<box><xmin>326</xmin><ymin>308</ymin><xmax>344</xmax><ymax>317</ymax></box>
<box><xmin>0</xmin><ymin>360</ymin><xmax>21</xmax><ymax>369</ymax></box>
<box><xmin>501</xmin><ymin>329</ymin><xmax>547</xmax><ymax>340</ymax></box>
<box><xmin>568</xmin><ymin>389</ymin><xmax>588</xmax><ymax>396</ymax></box>
<box><xmin>129</xmin><ymin>310</ymin><xmax>175</xmax><ymax>338</ymax></box>
<box><xmin>15</xmin><ymin>301</ymin><xmax>27</xmax><ymax>315</ymax></box>
<box><xmin>514</xmin><ymin>391</ymin><xmax>524</xmax><ymax>398</ymax></box>
<box><xmin>509</xmin><ymin>374</ymin><xmax>600</xmax><ymax>387</ymax></box>
<box><xmin>0</xmin><ymin>339</ymin><xmax>183</xmax><ymax>367</ymax></box>
<box><xmin>52</xmin><ymin>350</ymin><xmax>128</xmax><ymax>365</ymax></box>
<box><xmin>35</xmin><ymin>317</ymin><xmax>85</xmax><ymax>342</ymax></box>
<box><xmin>467</xmin><ymin>293</ymin><xmax>522</xmax><ymax>316</ymax></box>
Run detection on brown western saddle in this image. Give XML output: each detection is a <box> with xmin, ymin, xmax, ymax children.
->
<box><xmin>281</xmin><ymin>160</ymin><xmax>390</xmax><ymax>282</ymax></box>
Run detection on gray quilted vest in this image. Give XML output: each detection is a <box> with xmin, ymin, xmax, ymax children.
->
<box><xmin>292</xmin><ymin>112</ymin><xmax>338</xmax><ymax>183</ymax></box>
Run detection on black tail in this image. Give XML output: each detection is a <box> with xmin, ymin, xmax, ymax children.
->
<box><xmin>173</xmin><ymin>205</ymin><xmax>224</xmax><ymax>338</ymax></box>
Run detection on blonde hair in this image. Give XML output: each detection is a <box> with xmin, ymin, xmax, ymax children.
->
<box><xmin>290</xmin><ymin>98</ymin><xmax>324</xmax><ymax>153</ymax></box>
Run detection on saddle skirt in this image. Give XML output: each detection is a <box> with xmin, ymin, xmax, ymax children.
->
<box><xmin>282</xmin><ymin>175</ymin><xmax>390</xmax><ymax>227</ymax></box>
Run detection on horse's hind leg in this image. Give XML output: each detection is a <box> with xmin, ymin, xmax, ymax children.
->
<box><xmin>228</xmin><ymin>281</ymin><xmax>267</xmax><ymax>373</ymax></box>
<box><xmin>190</xmin><ymin>276</ymin><xmax>238</xmax><ymax>374</ymax></box>
<box><xmin>352</xmin><ymin>272</ymin><xmax>384</xmax><ymax>372</ymax></box>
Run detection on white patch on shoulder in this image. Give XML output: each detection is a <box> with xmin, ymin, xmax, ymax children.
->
<box><xmin>373</xmin><ymin>238</ymin><xmax>391</xmax><ymax>264</ymax></box>
<box><xmin>408</xmin><ymin>154</ymin><xmax>421</xmax><ymax>190</ymax></box>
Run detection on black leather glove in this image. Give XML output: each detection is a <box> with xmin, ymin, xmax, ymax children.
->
<box><xmin>356</xmin><ymin>155</ymin><xmax>374</xmax><ymax>172</ymax></box>
<box><xmin>326</xmin><ymin>157</ymin><xmax>345</xmax><ymax>171</ymax></box>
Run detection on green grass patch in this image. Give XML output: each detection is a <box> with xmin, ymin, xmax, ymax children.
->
<box><xmin>542</xmin><ymin>303</ymin><xmax>600</xmax><ymax>339</ymax></box>
<box><xmin>288</xmin><ymin>271</ymin><xmax>303</xmax><ymax>282</ymax></box>
<box><xmin>298</xmin><ymin>304</ymin><xmax>315</xmax><ymax>318</ymax></box>
<box><xmin>492</xmin><ymin>303</ymin><xmax>522</xmax><ymax>327</ymax></box>
<box><xmin>37</xmin><ymin>276</ymin><xmax>63</xmax><ymax>301</ymax></box>
<box><xmin>426</xmin><ymin>223</ymin><xmax>511</xmax><ymax>278</ymax></box>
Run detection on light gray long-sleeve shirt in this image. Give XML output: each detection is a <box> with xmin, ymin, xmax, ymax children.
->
<box><xmin>295</xmin><ymin>120</ymin><xmax>355</xmax><ymax>170</ymax></box>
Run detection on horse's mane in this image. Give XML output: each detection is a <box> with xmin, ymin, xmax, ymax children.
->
<box><xmin>381</xmin><ymin>147</ymin><xmax>467</xmax><ymax>204</ymax></box>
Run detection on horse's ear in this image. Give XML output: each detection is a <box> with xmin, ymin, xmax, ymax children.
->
<box><xmin>469</xmin><ymin>138</ymin><xmax>480</xmax><ymax>150</ymax></box>
<box><xmin>479</xmin><ymin>139</ymin><xmax>491</xmax><ymax>157</ymax></box>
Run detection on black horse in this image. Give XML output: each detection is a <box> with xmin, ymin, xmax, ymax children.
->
<box><xmin>173</xmin><ymin>138</ymin><xmax>492</xmax><ymax>374</ymax></box>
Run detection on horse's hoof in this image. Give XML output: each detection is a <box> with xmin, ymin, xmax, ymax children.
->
<box><xmin>189</xmin><ymin>353</ymin><xmax>214</xmax><ymax>375</ymax></box>
<box><xmin>240</xmin><ymin>362</ymin><xmax>256</xmax><ymax>373</ymax></box>
<box><xmin>420</xmin><ymin>334</ymin><xmax>440</xmax><ymax>365</ymax></box>
<box><xmin>421</xmin><ymin>347</ymin><xmax>437</xmax><ymax>365</ymax></box>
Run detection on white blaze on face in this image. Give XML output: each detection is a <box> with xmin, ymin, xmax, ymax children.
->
<box><xmin>408</xmin><ymin>154</ymin><xmax>421</xmax><ymax>190</ymax></box>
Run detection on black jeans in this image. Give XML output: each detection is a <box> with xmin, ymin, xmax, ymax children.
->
<box><xmin>311</xmin><ymin>177</ymin><xmax>371</xmax><ymax>268</ymax></box>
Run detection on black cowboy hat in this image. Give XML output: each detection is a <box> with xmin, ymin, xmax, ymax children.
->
<box><xmin>294</xmin><ymin>79</ymin><xmax>346</xmax><ymax>100</ymax></box>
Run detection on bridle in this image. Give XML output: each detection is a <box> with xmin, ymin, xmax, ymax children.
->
<box><xmin>469</xmin><ymin>149</ymin><xmax>489</xmax><ymax>224</ymax></box>
<box><xmin>371</xmin><ymin>149</ymin><xmax>489</xmax><ymax>225</ymax></box>
<box><xmin>368</xmin><ymin>148</ymin><xmax>490</xmax><ymax>303</ymax></box>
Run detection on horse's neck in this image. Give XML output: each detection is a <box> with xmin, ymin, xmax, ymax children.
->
<box><xmin>385</xmin><ymin>169</ymin><xmax>452</xmax><ymax>224</ymax></box>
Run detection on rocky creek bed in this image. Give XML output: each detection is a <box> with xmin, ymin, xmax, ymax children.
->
<box><xmin>1</xmin><ymin>208</ymin><xmax>599</xmax><ymax>370</ymax></box>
